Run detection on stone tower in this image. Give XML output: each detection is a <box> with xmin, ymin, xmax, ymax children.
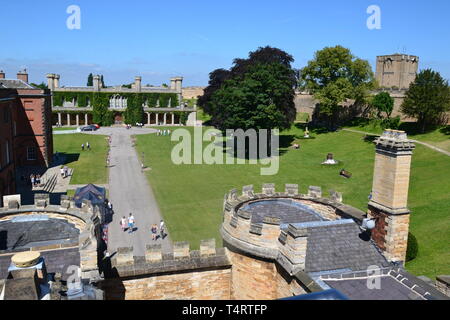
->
<box><xmin>368</xmin><ymin>129</ymin><xmax>416</xmax><ymax>264</ymax></box>
<box><xmin>376</xmin><ymin>54</ymin><xmax>419</xmax><ymax>89</ymax></box>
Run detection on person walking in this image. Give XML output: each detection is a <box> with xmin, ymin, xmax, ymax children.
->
<box><xmin>128</xmin><ymin>213</ymin><xmax>135</xmax><ymax>234</ymax></box>
<box><xmin>87</xmin><ymin>142</ymin><xmax>90</xmax><ymax>151</ymax></box>
<box><xmin>151</xmin><ymin>224</ymin><xmax>158</xmax><ymax>241</ymax></box>
<box><xmin>160</xmin><ymin>220</ymin><xmax>165</xmax><ymax>239</ymax></box>
<box><xmin>81</xmin><ymin>143</ymin><xmax>85</xmax><ymax>151</ymax></box>
<box><xmin>120</xmin><ymin>216</ymin><xmax>127</xmax><ymax>232</ymax></box>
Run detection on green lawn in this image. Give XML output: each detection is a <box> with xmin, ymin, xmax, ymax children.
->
<box><xmin>345</xmin><ymin>119</ymin><xmax>450</xmax><ymax>152</ymax></box>
<box><xmin>135</xmin><ymin>125</ymin><xmax>450</xmax><ymax>279</ymax></box>
<box><xmin>53</xmin><ymin>127</ymin><xmax>78</xmax><ymax>131</ymax></box>
<box><xmin>295</xmin><ymin>112</ymin><xmax>310</xmax><ymax>123</ymax></box>
<box><xmin>53</xmin><ymin>133</ymin><xmax>109</xmax><ymax>185</ymax></box>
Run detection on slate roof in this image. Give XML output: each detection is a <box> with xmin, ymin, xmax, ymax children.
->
<box><xmin>321</xmin><ymin>268</ymin><xmax>450</xmax><ymax>300</ymax></box>
<box><xmin>239</xmin><ymin>199</ymin><xmax>324</xmax><ymax>224</ymax></box>
<box><xmin>0</xmin><ymin>248</ymin><xmax>80</xmax><ymax>281</ymax></box>
<box><xmin>304</xmin><ymin>221</ymin><xmax>390</xmax><ymax>273</ymax></box>
<box><xmin>0</xmin><ymin>79</ymin><xmax>35</xmax><ymax>89</ymax></box>
<box><xmin>0</xmin><ymin>218</ymin><xmax>79</xmax><ymax>252</ymax></box>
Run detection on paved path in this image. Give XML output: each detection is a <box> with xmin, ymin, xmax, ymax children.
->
<box><xmin>87</xmin><ymin>127</ymin><xmax>172</xmax><ymax>256</ymax></box>
<box><xmin>342</xmin><ymin>128</ymin><xmax>450</xmax><ymax>157</ymax></box>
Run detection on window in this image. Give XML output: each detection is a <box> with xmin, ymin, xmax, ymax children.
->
<box><xmin>27</xmin><ymin>146</ymin><xmax>37</xmax><ymax>161</ymax></box>
<box><xmin>3</xmin><ymin>106</ymin><xmax>10</xmax><ymax>123</ymax></box>
<box><xmin>5</xmin><ymin>141</ymin><xmax>10</xmax><ymax>165</ymax></box>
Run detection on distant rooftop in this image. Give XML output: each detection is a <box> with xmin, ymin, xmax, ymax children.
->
<box><xmin>0</xmin><ymin>79</ymin><xmax>35</xmax><ymax>89</ymax></box>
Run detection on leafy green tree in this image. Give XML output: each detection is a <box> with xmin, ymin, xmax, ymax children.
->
<box><xmin>300</xmin><ymin>45</ymin><xmax>375</xmax><ymax>128</ymax></box>
<box><xmin>372</xmin><ymin>92</ymin><xmax>394</xmax><ymax>119</ymax></box>
<box><xmin>31</xmin><ymin>82</ymin><xmax>48</xmax><ymax>90</ymax></box>
<box><xmin>200</xmin><ymin>46</ymin><xmax>297</xmax><ymax>132</ymax></box>
<box><xmin>401</xmin><ymin>69</ymin><xmax>450</xmax><ymax>132</ymax></box>
<box><xmin>87</xmin><ymin>73</ymin><xmax>93</xmax><ymax>87</ymax></box>
<box><xmin>101</xmin><ymin>75</ymin><xmax>106</xmax><ymax>88</ymax></box>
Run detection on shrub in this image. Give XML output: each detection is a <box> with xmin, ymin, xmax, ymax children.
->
<box><xmin>406</xmin><ymin>232</ymin><xmax>419</xmax><ymax>262</ymax></box>
<box><xmin>381</xmin><ymin>116</ymin><xmax>401</xmax><ymax>130</ymax></box>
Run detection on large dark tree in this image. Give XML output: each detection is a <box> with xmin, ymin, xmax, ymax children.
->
<box><xmin>101</xmin><ymin>75</ymin><xmax>106</xmax><ymax>88</ymax></box>
<box><xmin>87</xmin><ymin>73</ymin><xmax>93</xmax><ymax>87</ymax></box>
<box><xmin>401</xmin><ymin>69</ymin><xmax>450</xmax><ymax>132</ymax></box>
<box><xmin>300</xmin><ymin>45</ymin><xmax>375</xmax><ymax>129</ymax></box>
<box><xmin>199</xmin><ymin>46</ymin><xmax>297</xmax><ymax>132</ymax></box>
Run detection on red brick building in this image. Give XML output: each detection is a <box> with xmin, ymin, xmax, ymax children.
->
<box><xmin>0</xmin><ymin>90</ymin><xmax>16</xmax><ymax>202</ymax></box>
<box><xmin>0</xmin><ymin>70</ymin><xmax>53</xmax><ymax>204</ymax></box>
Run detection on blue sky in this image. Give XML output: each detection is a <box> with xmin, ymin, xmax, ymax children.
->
<box><xmin>1</xmin><ymin>0</ymin><xmax>449</xmax><ymax>86</ymax></box>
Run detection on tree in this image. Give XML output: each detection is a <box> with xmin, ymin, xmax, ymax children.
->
<box><xmin>372</xmin><ymin>92</ymin><xmax>394</xmax><ymax>119</ymax></box>
<box><xmin>87</xmin><ymin>73</ymin><xmax>93</xmax><ymax>87</ymax></box>
<box><xmin>199</xmin><ymin>46</ymin><xmax>297</xmax><ymax>132</ymax></box>
<box><xmin>31</xmin><ymin>82</ymin><xmax>48</xmax><ymax>90</ymax></box>
<box><xmin>401</xmin><ymin>69</ymin><xmax>450</xmax><ymax>132</ymax></box>
<box><xmin>100</xmin><ymin>75</ymin><xmax>106</xmax><ymax>88</ymax></box>
<box><xmin>300</xmin><ymin>45</ymin><xmax>375</xmax><ymax>129</ymax></box>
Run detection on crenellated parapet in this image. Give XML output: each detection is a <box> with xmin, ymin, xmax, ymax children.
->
<box><xmin>110</xmin><ymin>239</ymin><xmax>231</xmax><ymax>278</ymax></box>
<box><xmin>221</xmin><ymin>184</ymin><xmax>365</xmax><ymax>265</ymax></box>
<box><xmin>0</xmin><ymin>193</ymin><xmax>102</xmax><ymax>282</ymax></box>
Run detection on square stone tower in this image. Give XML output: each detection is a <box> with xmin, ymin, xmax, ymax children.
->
<box><xmin>368</xmin><ymin>130</ymin><xmax>415</xmax><ymax>264</ymax></box>
<box><xmin>376</xmin><ymin>54</ymin><xmax>419</xmax><ymax>90</ymax></box>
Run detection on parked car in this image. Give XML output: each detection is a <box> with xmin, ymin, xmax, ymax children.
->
<box><xmin>80</xmin><ymin>125</ymin><xmax>98</xmax><ymax>132</ymax></box>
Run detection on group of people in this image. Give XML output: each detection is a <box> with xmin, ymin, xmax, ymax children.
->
<box><xmin>81</xmin><ymin>142</ymin><xmax>91</xmax><ymax>151</ymax></box>
<box><xmin>30</xmin><ymin>174</ymin><xmax>42</xmax><ymax>188</ymax></box>
<box><xmin>157</xmin><ymin>129</ymin><xmax>171</xmax><ymax>136</ymax></box>
<box><xmin>151</xmin><ymin>221</ymin><xmax>166</xmax><ymax>241</ymax></box>
<box><xmin>119</xmin><ymin>214</ymin><xmax>166</xmax><ymax>240</ymax></box>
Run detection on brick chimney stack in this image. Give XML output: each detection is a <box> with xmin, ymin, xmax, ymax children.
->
<box><xmin>368</xmin><ymin>129</ymin><xmax>415</xmax><ymax>264</ymax></box>
<box><xmin>17</xmin><ymin>69</ymin><xmax>29</xmax><ymax>83</ymax></box>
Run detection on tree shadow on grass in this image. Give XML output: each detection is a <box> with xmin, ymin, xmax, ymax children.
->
<box><xmin>439</xmin><ymin>125</ymin><xmax>450</xmax><ymax>136</ymax></box>
<box><xmin>362</xmin><ymin>135</ymin><xmax>378</xmax><ymax>144</ymax></box>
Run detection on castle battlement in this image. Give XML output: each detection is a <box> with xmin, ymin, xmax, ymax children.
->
<box><xmin>0</xmin><ymin>193</ymin><xmax>102</xmax><ymax>282</ymax></box>
<box><xmin>110</xmin><ymin>238</ymin><xmax>231</xmax><ymax>278</ymax></box>
<box><xmin>221</xmin><ymin>184</ymin><xmax>367</xmax><ymax>270</ymax></box>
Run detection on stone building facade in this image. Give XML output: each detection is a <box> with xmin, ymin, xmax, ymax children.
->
<box><xmin>48</xmin><ymin>74</ymin><xmax>198</xmax><ymax>127</ymax></box>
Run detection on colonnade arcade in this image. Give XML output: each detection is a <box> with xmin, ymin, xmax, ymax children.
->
<box><xmin>53</xmin><ymin>111</ymin><xmax>183</xmax><ymax>127</ymax></box>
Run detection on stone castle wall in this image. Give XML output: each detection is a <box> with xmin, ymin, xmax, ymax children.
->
<box><xmin>99</xmin><ymin>240</ymin><xmax>232</xmax><ymax>300</ymax></box>
<box><xmin>227</xmin><ymin>247</ymin><xmax>277</xmax><ymax>300</ymax></box>
<box><xmin>102</xmin><ymin>268</ymin><xmax>231</xmax><ymax>300</ymax></box>
<box><xmin>0</xmin><ymin>194</ymin><xmax>102</xmax><ymax>281</ymax></box>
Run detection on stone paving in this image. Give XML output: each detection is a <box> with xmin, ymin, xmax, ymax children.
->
<box><xmin>86</xmin><ymin>127</ymin><xmax>173</xmax><ymax>256</ymax></box>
